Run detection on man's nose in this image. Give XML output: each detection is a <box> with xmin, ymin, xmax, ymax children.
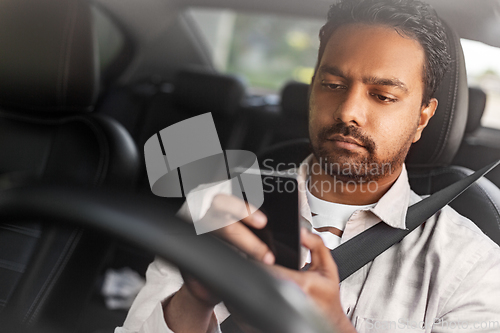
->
<box><xmin>334</xmin><ymin>86</ymin><xmax>368</xmax><ymax>127</ymax></box>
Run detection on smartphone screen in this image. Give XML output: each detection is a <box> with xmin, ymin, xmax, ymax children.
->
<box><xmin>251</xmin><ymin>174</ymin><xmax>300</xmax><ymax>270</ymax></box>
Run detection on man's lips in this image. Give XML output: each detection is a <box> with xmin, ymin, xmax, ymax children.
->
<box><xmin>327</xmin><ymin>134</ymin><xmax>365</xmax><ymax>148</ymax></box>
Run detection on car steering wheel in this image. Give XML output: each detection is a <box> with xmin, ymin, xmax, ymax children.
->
<box><xmin>0</xmin><ymin>184</ymin><xmax>335</xmax><ymax>333</ymax></box>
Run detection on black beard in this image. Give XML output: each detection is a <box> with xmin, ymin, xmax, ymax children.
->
<box><xmin>310</xmin><ymin>122</ymin><xmax>411</xmax><ymax>182</ymax></box>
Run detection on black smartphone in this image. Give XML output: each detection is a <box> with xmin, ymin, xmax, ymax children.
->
<box><xmin>250</xmin><ymin>174</ymin><xmax>300</xmax><ymax>270</ymax></box>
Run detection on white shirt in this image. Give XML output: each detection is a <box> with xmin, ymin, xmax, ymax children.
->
<box><xmin>306</xmin><ymin>179</ymin><xmax>375</xmax><ymax>253</ymax></box>
<box><xmin>116</xmin><ymin>155</ymin><xmax>500</xmax><ymax>333</ymax></box>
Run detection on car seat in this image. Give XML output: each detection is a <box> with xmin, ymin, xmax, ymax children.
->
<box><xmin>0</xmin><ymin>0</ymin><xmax>140</xmax><ymax>331</ymax></box>
<box><xmin>270</xmin><ymin>81</ymin><xmax>310</xmax><ymax>145</ymax></box>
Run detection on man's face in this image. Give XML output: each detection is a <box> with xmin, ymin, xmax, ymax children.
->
<box><xmin>309</xmin><ymin>23</ymin><xmax>436</xmax><ymax>182</ymax></box>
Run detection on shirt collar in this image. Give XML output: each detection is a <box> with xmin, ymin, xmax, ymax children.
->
<box><xmin>295</xmin><ymin>154</ymin><xmax>410</xmax><ymax>230</ymax></box>
<box><xmin>368</xmin><ymin>164</ymin><xmax>410</xmax><ymax>229</ymax></box>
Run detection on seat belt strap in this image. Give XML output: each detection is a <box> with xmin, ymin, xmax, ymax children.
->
<box><xmin>329</xmin><ymin>159</ymin><xmax>500</xmax><ymax>282</ymax></box>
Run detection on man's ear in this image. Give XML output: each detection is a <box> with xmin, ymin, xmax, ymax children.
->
<box><xmin>412</xmin><ymin>98</ymin><xmax>438</xmax><ymax>143</ymax></box>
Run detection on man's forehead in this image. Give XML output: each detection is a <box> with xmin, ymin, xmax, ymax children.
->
<box><xmin>319</xmin><ymin>23</ymin><xmax>425</xmax><ymax>89</ymax></box>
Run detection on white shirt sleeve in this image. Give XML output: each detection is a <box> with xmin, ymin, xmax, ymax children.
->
<box><xmin>114</xmin><ymin>257</ymin><xmax>230</xmax><ymax>333</ymax></box>
<box><xmin>114</xmin><ymin>259</ymin><xmax>183</xmax><ymax>333</ymax></box>
<box><xmin>116</xmin><ymin>182</ymin><xmax>233</xmax><ymax>333</ymax></box>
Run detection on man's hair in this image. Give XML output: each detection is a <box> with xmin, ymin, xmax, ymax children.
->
<box><xmin>316</xmin><ymin>0</ymin><xmax>451</xmax><ymax>106</ymax></box>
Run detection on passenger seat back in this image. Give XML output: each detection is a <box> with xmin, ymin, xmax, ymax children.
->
<box><xmin>270</xmin><ymin>81</ymin><xmax>310</xmax><ymax>145</ymax></box>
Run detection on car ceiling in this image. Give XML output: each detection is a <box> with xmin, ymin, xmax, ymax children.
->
<box><xmin>92</xmin><ymin>0</ymin><xmax>500</xmax><ymax>83</ymax></box>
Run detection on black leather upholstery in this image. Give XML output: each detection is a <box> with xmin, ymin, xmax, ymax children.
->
<box><xmin>0</xmin><ymin>0</ymin><xmax>140</xmax><ymax>331</ymax></box>
<box><xmin>281</xmin><ymin>82</ymin><xmax>310</xmax><ymax>117</ymax></box>
<box><xmin>173</xmin><ymin>68</ymin><xmax>246</xmax><ymax>117</ymax></box>
<box><xmin>405</xmin><ymin>21</ymin><xmax>468</xmax><ymax>167</ymax></box>
<box><xmin>96</xmin><ymin>69</ymin><xmax>252</xmax><ymax>221</ymax></box>
<box><xmin>0</xmin><ymin>0</ymin><xmax>98</xmax><ymax>112</ymax></box>
<box><xmin>465</xmin><ymin>87</ymin><xmax>487</xmax><ymax>134</ymax></box>
<box><xmin>0</xmin><ymin>113</ymin><xmax>138</xmax><ymax>189</ymax></box>
<box><xmin>270</xmin><ymin>82</ymin><xmax>310</xmax><ymax>145</ymax></box>
<box><xmin>99</xmin><ymin>69</ymin><xmax>249</xmax><ymax>152</ymax></box>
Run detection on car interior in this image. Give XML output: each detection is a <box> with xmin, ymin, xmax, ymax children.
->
<box><xmin>0</xmin><ymin>0</ymin><xmax>499</xmax><ymax>332</ymax></box>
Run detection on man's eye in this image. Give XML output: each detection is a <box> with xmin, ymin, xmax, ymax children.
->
<box><xmin>371</xmin><ymin>93</ymin><xmax>397</xmax><ymax>103</ymax></box>
<box><xmin>322</xmin><ymin>83</ymin><xmax>346</xmax><ymax>90</ymax></box>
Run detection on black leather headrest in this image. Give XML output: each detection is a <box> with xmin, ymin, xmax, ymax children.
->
<box><xmin>0</xmin><ymin>0</ymin><xmax>99</xmax><ymax>112</ymax></box>
<box><xmin>465</xmin><ymin>87</ymin><xmax>487</xmax><ymax>134</ymax></box>
<box><xmin>173</xmin><ymin>68</ymin><xmax>246</xmax><ymax>116</ymax></box>
<box><xmin>405</xmin><ymin>21</ymin><xmax>468</xmax><ymax>167</ymax></box>
<box><xmin>281</xmin><ymin>81</ymin><xmax>310</xmax><ymax>116</ymax></box>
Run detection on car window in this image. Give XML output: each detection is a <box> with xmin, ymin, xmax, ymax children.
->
<box><xmin>461</xmin><ymin>39</ymin><xmax>500</xmax><ymax>129</ymax></box>
<box><xmin>187</xmin><ymin>8</ymin><xmax>322</xmax><ymax>94</ymax></box>
<box><xmin>188</xmin><ymin>9</ymin><xmax>500</xmax><ymax>130</ymax></box>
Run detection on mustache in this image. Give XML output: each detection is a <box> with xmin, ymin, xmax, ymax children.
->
<box><xmin>318</xmin><ymin>123</ymin><xmax>376</xmax><ymax>153</ymax></box>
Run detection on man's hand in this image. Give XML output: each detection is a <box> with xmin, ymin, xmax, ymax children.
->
<box><xmin>270</xmin><ymin>229</ymin><xmax>357</xmax><ymax>333</ymax></box>
<box><xmin>164</xmin><ymin>194</ymin><xmax>274</xmax><ymax>332</ymax></box>
<box><xmin>163</xmin><ymin>282</ymin><xmax>219</xmax><ymax>333</ymax></box>
<box><xmin>204</xmin><ymin>194</ymin><xmax>275</xmax><ymax>264</ymax></box>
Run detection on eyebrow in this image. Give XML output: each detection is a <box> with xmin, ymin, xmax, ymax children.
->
<box><xmin>364</xmin><ymin>76</ymin><xmax>409</xmax><ymax>93</ymax></box>
<box><xmin>319</xmin><ymin>65</ymin><xmax>409</xmax><ymax>93</ymax></box>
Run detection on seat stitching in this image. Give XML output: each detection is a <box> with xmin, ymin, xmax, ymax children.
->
<box><xmin>429</xmin><ymin>27</ymin><xmax>459</xmax><ymax>164</ymax></box>
<box><xmin>23</xmin><ymin>229</ymin><xmax>82</xmax><ymax>325</ymax></box>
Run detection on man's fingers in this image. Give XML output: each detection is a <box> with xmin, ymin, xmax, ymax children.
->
<box><xmin>205</xmin><ymin>194</ymin><xmax>273</xmax><ymax>264</ymax></box>
<box><xmin>268</xmin><ymin>264</ymin><xmax>304</xmax><ymax>284</ymax></box>
<box><xmin>301</xmin><ymin>229</ymin><xmax>338</xmax><ymax>274</ymax></box>
<box><xmin>214</xmin><ymin>221</ymin><xmax>275</xmax><ymax>265</ymax></box>
<box><xmin>209</xmin><ymin>194</ymin><xmax>267</xmax><ymax>229</ymax></box>
<box><xmin>268</xmin><ymin>265</ymin><xmax>322</xmax><ymax>298</ymax></box>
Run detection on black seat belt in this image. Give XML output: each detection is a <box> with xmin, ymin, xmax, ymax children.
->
<box><xmin>330</xmin><ymin>159</ymin><xmax>500</xmax><ymax>282</ymax></box>
<box><xmin>222</xmin><ymin>160</ymin><xmax>500</xmax><ymax>331</ymax></box>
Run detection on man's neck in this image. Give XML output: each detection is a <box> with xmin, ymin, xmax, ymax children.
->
<box><xmin>308</xmin><ymin>163</ymin><xmax>403</xmax><ymax>206</ymax></box>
